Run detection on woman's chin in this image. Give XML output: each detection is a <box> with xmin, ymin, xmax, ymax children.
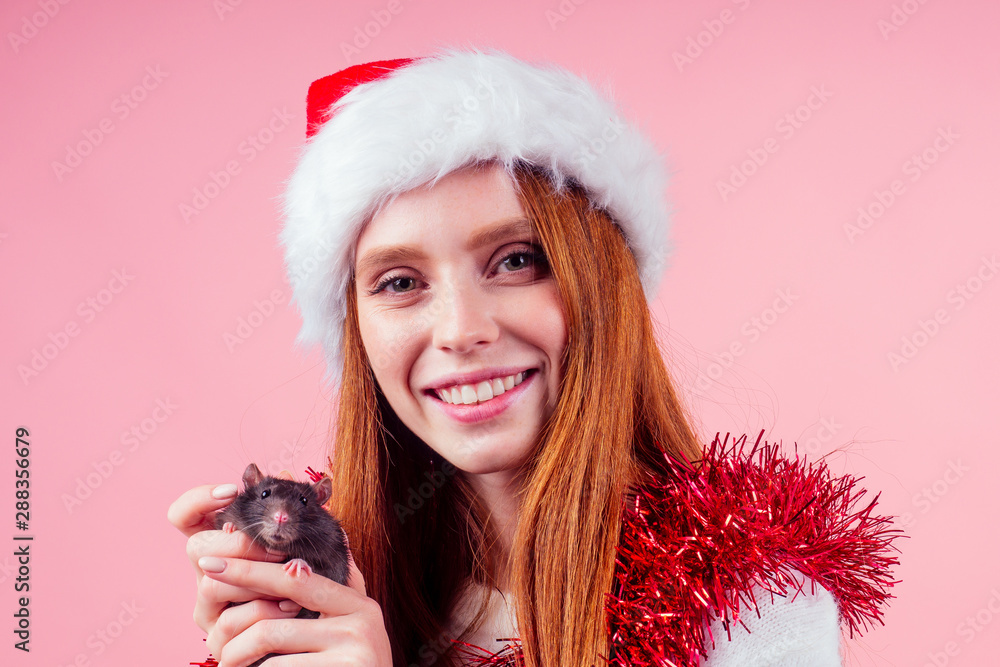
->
<box><xmin>442</xmin><ymin>443</ymin><xmax>533</xmax><ymax>478</ymax></box>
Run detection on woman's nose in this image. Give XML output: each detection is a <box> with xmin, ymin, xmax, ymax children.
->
<box><xmin>430</xmin><ymin>282</ymin><xmax>500</xmax><ymax>354</ymax></box>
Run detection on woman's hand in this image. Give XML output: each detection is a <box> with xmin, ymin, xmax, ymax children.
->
<box><xmin>168</xmin><ymin>483</ymin><xmax>392</xmax><ymax>666</ymax></box>
<box><xmin>167</xmin><ymin>483</ymin><xmax>296</xmax><ymax>661</ymax></box>
<box><xmin>196</xmin><ymin>552</ymin><xmax>392</xmax><ymax>666</ymax></box>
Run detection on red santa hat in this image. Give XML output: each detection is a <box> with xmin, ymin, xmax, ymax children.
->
<box><xmin>280</xmin><ymin>48</ymin><xmax>673</xmax><ymax>387</ymax></box>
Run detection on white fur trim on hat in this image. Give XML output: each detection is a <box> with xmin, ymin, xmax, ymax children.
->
<box><xmin>280</xmin><ymin>47</ymin><xmax>672</xmax><ymax>387</ymax></box>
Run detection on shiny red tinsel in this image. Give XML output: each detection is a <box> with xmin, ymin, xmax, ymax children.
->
<box><xmin>453</xmin><ymin>430</ymin><xmax>902</xmax><ymax>667</ymax></box>
<box><xmin>451</xmin><ymin>639</ymin><xmax>526</xmax><ymax>666</ymax></box>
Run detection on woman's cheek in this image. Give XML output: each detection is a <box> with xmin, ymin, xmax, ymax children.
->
<box><xmin>358</xmin><ymin>309</ymin><xmax>397</xmax><ymax>377</ymax></box>
<box><xmin>365</xmin><ymin>310</ymin><xmax>425</xmax><ymax>387</ymax></box>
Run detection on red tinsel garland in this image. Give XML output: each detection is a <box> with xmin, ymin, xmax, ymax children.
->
<box><xmin>602</xmin><ymin>430</ymin><xmax>901</xmax><ymax>666</ymax></box>
<box><xmin>188</xmin><ymin>435</ymin><xmax>902</xmax><ymax>666</ymax></box>
<box><xmin>451</xmin><ymin>639</ymin><xmax>526</xmax><ymax>666</ymax></box>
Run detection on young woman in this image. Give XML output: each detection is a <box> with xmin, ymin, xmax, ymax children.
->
<box><xmin>169</xmin><ymin>49</ymin><xmax>899</xmax><ymax>667</ymax></box>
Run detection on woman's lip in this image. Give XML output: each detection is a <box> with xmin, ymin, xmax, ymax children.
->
<box><xmin>429</xmin><ymin>369</ymin><xmax>536</xmax><ymax>424</ymax></box>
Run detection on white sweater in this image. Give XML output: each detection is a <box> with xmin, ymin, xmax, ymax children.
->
<box><xmin>702</xmin><ymin>574</ymin><xmax>842</xmax><ymax>666</ymax></box>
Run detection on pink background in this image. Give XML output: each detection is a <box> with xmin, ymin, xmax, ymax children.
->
<box><xmin>3</xmin><ymin>0</ymin><xmax>998</xmax><ymax>665</ymax></box>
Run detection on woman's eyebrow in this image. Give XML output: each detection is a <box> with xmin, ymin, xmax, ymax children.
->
<box><xmin>466</xmin><ymin>216</ymin><xmax>535</xmax><ymax>250</ymax></box>
<box><xmin>356</xmin><ymin>245</ymin><xmax>427</xmax><ymax>280</ymax></box>
<box><xmin>356</xmin><ymin>217</ymin><xmax>534</xmax><ymax>279</ymax></box>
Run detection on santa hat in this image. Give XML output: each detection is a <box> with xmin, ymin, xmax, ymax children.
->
<box><xmin>280</xmin><ymin>47</ymin><xmax>673</xmax><ymax>387</ymax></box>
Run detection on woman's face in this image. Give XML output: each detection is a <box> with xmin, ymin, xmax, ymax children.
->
<box><xmin>354</xmin><ymin>164</ymin><xmax>567</xmax><ymax>475</ymax></box>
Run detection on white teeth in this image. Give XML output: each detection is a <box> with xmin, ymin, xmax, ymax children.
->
<box><xmin>475</xmin><ymin>381</ymin><xmax>493</xmax><ymax>402</ymax></box>
<box><xmin>436</xmin><ymin>372</ymin><xmax>528</xmax><ymax>405</ymax></box>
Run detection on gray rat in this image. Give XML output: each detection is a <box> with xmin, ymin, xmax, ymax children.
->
<box><xmin>213</xmin><ymin>463</ymin><xmax>350</xmax><ymax>665</ymax></box>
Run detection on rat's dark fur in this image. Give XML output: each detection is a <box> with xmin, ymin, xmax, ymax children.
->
<box><xmin>214</xmin><ymin>464</ymin><xmax>350</xmax><ymax>665</ymax></box>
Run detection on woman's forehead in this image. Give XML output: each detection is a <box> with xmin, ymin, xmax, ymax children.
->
<box><xmin>386</xmin><ymin>164</ymin><xmax>516</xmax><ymax>217</ymax></box>
<box><xmin>354</xmin><ymin>165</ymin><xmax>528</xmax><ymax>261</ymax></box>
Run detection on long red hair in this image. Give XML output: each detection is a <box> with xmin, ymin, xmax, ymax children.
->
<box><xmin>327</xmin><ymin>160</ymin><xmax>703</xmax><ymax>667</ymax></box>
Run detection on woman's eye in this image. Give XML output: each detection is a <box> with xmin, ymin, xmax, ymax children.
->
<box><xmin>501</xmin><ymin>253</ymin><xmax>530</xmax><ymax>271</ymax></box>
<box><xmin>498</xmin><ymin>248</ymin><xmax>547</xmax><ymax>273</ymax></box>
<box><xmin>371</xmin><ymin>275</ymin><xmax>418</xmax><ymax>295</ymax></box>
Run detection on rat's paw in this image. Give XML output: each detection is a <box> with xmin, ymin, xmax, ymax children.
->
<box><xmin>221</xmin><ymin>521</ymin><xmax>238</xmax><ymax>534</ymax></box>
<box><xmin>283</xmin><ymin>558</ymin><xmax>313</xmax><ymax>578</ymax></box>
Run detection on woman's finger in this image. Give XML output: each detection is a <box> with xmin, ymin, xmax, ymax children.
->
<box><xmin>167</xmin><ymin>484</ymin><xmax>240</xmax><ymax>537</ymax></box>
<box><xmin>187</xmin><ymin>529</ymin><xmax>287</xmax><ymax>566</ymax></box>
<box><xmin>216</xmin><ymin>617</ymin><xmax>327</xmax><ymax>667</ymax></box>
<box><xmin>253</xmin><ymin>655</ymin><xmax>355</xmax><ymax>667</ymax></box>
<box><xmin>207</xmin><ymin>598</ymin><xmax>302</xmax><ymax>660</ymax></box>
<box><xmin>193</xmin><ymin>592</ymin><xmax>229</xmax><ymax>635</ymax></box>
<box><xmin>344</xmin><ymin>552</ymin><xmax>366</xmax><ymax>597</ymax></box>
<box><xmin>218</xmin><ymin>616</ymin><xmax>385</xmax><ymax>667</ymax></box>
<box><xmin>198</xmin><ymin>568</ymin><xmax>286</xmax><ymax>606</ymax></box>
<box><xmin>188</xmin><ymin>529</ymin><xmax>290</xmax><ymax>635</ymax></box>
<box><xmin>194</xmin><ymin>573</ymin><xmax>287</xmax><ymax>634</ymax></box>
<box><xmin>188</xmin><ymin>528</ymin><xmax>288</xmax><ymax>630</ymax></box>
<box><xmin>199</xmin><ymin>557</ymin><xmax>366</xmax><ymax>618</ymax></box>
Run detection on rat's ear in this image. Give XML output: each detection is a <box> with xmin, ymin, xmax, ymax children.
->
<box><xmin>312</xmin><ymin>477</ymin><xmax>333</xmax><ymax>506</ymax></box>
<box><xmin>242</xmin><ymin>463</ymin><xmax>264</xmax><ymax>489</ymax></box>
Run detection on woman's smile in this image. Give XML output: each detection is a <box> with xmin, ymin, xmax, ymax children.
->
<box><xmin>426</xmin><ymin>367</ymin><xmax>538</xmax><ymax>424</ymax></box>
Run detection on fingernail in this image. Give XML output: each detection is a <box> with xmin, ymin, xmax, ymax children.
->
<box><xmin>212</xmin><ymin>484</ymin><xmax>238</xmax><ymax>499</ymax></box>
<box><xmin>278</xmin><ymin>600</ymin><xmax>301</xmax><ymax>613</ymax></box>
<box><xmin>199</xmin><ymin>557</ymin><xmax>227</xmax><ymax>573</ymax></box>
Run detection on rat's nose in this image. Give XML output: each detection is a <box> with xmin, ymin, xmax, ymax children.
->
<box><xmin>272</xmin><ymin>511</ymin><xmax>289</xmax><ymax>524</ymax></box>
